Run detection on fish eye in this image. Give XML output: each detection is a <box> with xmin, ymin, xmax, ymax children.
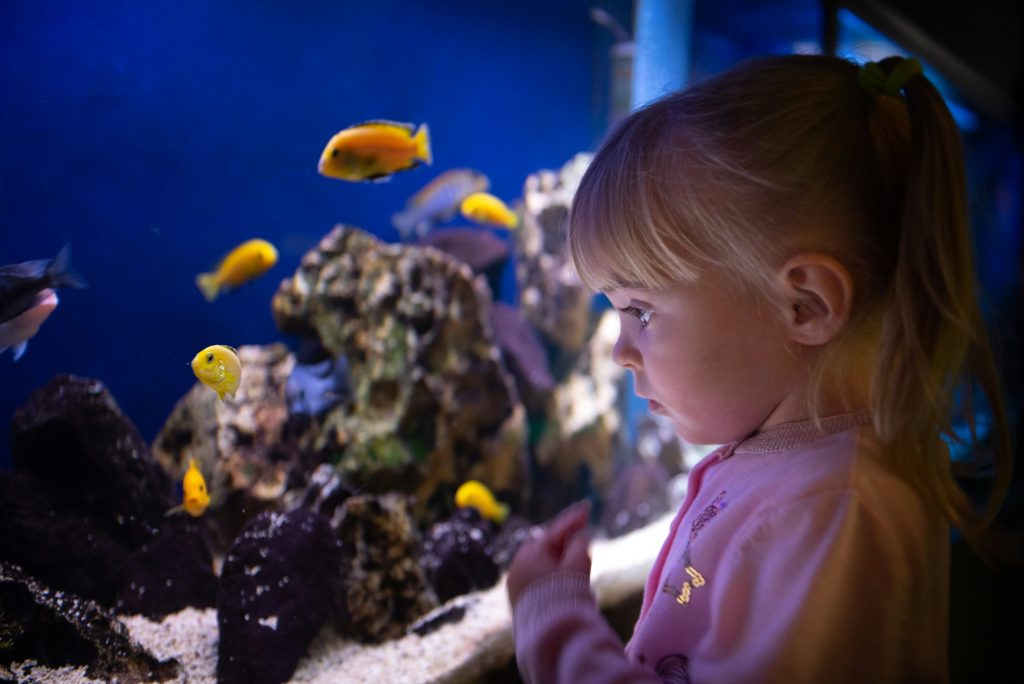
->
<box><xmin>331</xmin><ymin>148</ymin><xmax>339</xmax><ymax>158</ymax></box>
<box><xmin>206</xmin><ymin>352</ymin><xmax>214</xmax><ymax>362</ymax></box>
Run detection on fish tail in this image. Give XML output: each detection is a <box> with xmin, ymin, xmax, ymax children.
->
<box><xmin>414</xmin><ymin>124</ymin><xmax>432</xmax><ymax>165</ymax></box>
<box><xmin>195</xmin><ymin>273</ymin><xmax>220</xmax><ymax>302</ymax></box>
<box><xmin>391</xmin><ymin>209</ymin><xmax>417</xmax><ymax>241</ymax></box>
<box><xmin>495</xmin><ymin>502</ymin><xmax>510</xmax><ymax>524</ymax></box>
<box><xmin>49</xmin><ymin>243</ymin><xmax>87</xmax><ymax>289</ymax></box>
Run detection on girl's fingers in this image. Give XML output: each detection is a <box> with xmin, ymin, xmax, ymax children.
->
<box><xmin>560</xmin><ymin>530</ymin><xmax>592</xmax><ymax>574</ymax></box>
<box><xmin>542</xmin><ymin>500</ymin><xmax>592</xmax><ymax>554</ymax></box>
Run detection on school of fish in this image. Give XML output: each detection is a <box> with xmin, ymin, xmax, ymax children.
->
<box><xmin>4</xmin><ymin>114</ymin><xmax>524</xmax><ymax>523</ymax></box>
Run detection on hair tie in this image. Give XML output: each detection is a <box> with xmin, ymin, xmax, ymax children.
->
<box><xmin>858</xmin><ymin>58</ymin><xmax>923</xmax><ymax>97</ymax></box>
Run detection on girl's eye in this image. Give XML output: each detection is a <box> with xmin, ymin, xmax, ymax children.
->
<box><xmin>622</xmin><ymin>306</ymin><xmax>653</xmax><ymax>328</ymax></box>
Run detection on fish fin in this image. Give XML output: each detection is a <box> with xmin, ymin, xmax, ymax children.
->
<box><xmin>362</xmin><ymin>172</ymin><xmax>393</xmax><ymax>183</ymax></box>
<box><xmin>165</xmin><ymin>504</ymin><xmax>184</xmax><ymax>517</ymax></box>
<box><xmin>414</xmin><ymin>124</ymin><xmax>432</xmax><ymax>165</ymax></box>
<box><xmin>49</xmin><ymin>243</ymin><xmax>87</xmax><ymax>289</ymax></box>
<box><xmin>391</xmin><ymin>209</ymin><xmax>417</xmax><ymax>240</ymax></box>
<box><xmin>495</xmin><ymin>502</ymin><xmax>510</xmax><ymax>524</ymax></box>
<box><xmin>350</xmin><ymin>119</ymin><xmax>416</xmax><ymax>134</ymax></box>
<box><xmin>12</xmin><ymin>342</ymin><xmax>27</xmax><ymax>361</ymax></box>
<box><xmin>195</xmin><ymin>273</ymin><xmax>219</xmax><ymax>302</ymax></box>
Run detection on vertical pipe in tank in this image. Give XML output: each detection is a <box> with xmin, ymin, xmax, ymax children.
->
<box><xmin>631</xmin><ymin>0</ymin><xmax>694</xmax><ymax>110</ymax></box>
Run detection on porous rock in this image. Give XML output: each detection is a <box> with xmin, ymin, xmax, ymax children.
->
<box><xmin>217</xmin><ymin>508</ymin><xmax>340</xmax><ymax>684</ymax></box>
<box><xmin>332</xmin><ymin>494</ymin><xmax>437</xmax><ymax>642</ymax></box>
<box><xmin>152</xmin><ymin>344</ymin><xmax>300</xmax><ymax>551</ymax></box>
<box><xmin>515</xmin><ymin>153</ymin><xmax>595</xmax><ymax>357</ymax></box>
<box><xmin>533</xmin><ymin>310</ymin><xmax>627</xmax><ymax>518</ymax></box>
<box><xmin>271</xmin><ymin>226</ymin><xmax>526</xmax><ymax>525</ymax></box>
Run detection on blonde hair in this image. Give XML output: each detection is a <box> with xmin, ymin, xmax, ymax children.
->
<box><xmin>569</xmin><ymin>54</ymin><xmax>1013</xmax><ymax>561</ymax></box>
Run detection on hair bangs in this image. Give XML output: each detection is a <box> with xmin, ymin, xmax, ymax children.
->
<box><xmin>569</xmin><ymin>117</ymin><xmax>702</xmax><ymax>293</ymax></box>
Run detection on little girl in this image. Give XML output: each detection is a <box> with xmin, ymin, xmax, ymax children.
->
<box><xmin>507</xmin><ymin>54</ymin><xmax>1013</xmax><ymax>683</ymax></box>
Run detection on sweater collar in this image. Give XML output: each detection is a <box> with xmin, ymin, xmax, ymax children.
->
<box><xmin>720</xmin><ymin>410</ymin><xmax>872</xmax><ymax>458</ymax></box>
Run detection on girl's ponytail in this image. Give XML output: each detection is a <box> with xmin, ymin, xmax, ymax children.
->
<box><xmin>871</xmin><ymin>56</ymin><xmax>1013</xmax><ymax>562</ymax></box>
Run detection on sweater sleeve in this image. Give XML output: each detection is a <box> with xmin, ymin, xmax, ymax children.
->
<box><xmin>513</xmin><ymin>571</ymin><xmax>663</xmax><ymax>684</ymax></box>
<box><xmin>691</xmin><ymin>488</ymin><xmax>944</xmax><ymax>683</ymax></box>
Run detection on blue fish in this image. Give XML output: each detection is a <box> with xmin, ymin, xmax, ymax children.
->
<box><xmin>285</xmin><ymin>356</ymin><xmax>351</xmax><ymax>416</ymax></box>
<box><xmin>391</xmin><ymin>169</ymin><xmax>489</xmax><ymax>241</ymax></box>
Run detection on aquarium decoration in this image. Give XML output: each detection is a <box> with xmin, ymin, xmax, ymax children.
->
<box><xmin>0</xmin><ymin>152</ymin><xmax>686</xmax><ymax>683</ymax></box>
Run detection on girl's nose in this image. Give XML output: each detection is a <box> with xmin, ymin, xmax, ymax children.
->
<box><xmin>611</xmin><ymin>333</ymin><xmax>640</xmax><ymax>371</ymax></box>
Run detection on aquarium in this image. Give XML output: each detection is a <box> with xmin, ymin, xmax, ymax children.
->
<box><xmin>2</xmin><ymin>1</ymin><xmax>1021</xmax><ymax>683</ymax></box>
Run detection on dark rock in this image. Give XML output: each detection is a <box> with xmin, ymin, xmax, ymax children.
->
<box><xmin>10</xmin><ymin>375</ymin><xmax>175</xmax><ymax>547</ymax></box>
<box><xmin>1</xmin><ymin>376</ymin><xmax>216</xmax><ymax>619</ymax></box>
<box><xmin>333</xmin><ymin>494</ymin><xmax>437</xmax><ymax>642</ymax></box>
<box><xmin>115</xmin><ymin>516</ymin><xmax>217</xmax><ymax>618</ymax></box>
<box><xmin>421</xmin><ymin>508</ymin><xmax>499</xmax><ymax>603</ymax></box>
<box><xmin>217</xmin><ymin>509</ymin><xmax>340</xmax><ymax>684</ymax></box>
<box><xmin>488</xmin><ymin>514</ymin><xmax>534</xmax><ymax>570</ymax></box>
<box><xmin>407</xmin><ymin>599</ymin><xmax>471</xmax><ymax>637</ymax></box>
<box><xmin>0</xmin><ymin>470</ymin><xmax>129</xmax><ymax>608</ymax></box>
<box><xmin>0</xmin><ymin>562</ymin><xmax>178</xmax><ymax>682</ymax></box>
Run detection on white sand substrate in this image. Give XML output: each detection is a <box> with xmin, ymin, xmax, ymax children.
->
<box><xmin>2</xmin><ymin>514</ymin><xmax>670</xmax><ymax>684</ymax></box>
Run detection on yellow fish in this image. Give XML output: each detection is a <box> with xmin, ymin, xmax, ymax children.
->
<box><xmin>166</xmin><ymin>458</ymin><xmax>210</xmax><ymax>517</ymax></box>
<box><xmin>455</xmin><ymin>480</ymin><xmax>509</xmax><ymax>523</ymax></box>
<box><xmin>459</xmin><ymin>192</ymin><xmax>519</xmax><ymax>229</ymax></box>
<box><xmin>195</xmin><ymin>239</ymin><xmax>278</xmax><ymax>302</ymax></box>
<box><xmin>318</xmin><ymin>120</ymin><xmax>431</xmax><ymax>182</ymax></box>
<box><xmin>191</xmin><ymin>344</ymin><xmax>241</xmax><ymax>401</ymax></box>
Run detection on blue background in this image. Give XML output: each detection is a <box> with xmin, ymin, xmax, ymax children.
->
<box><xmin>0</xmin><ymin>0</ymin><xmax>629</xmax><ymax>462</ymax></box>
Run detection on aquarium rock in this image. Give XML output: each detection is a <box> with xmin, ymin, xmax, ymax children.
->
<box><xmin>153</xmin><ymin>343</ymin><xmax>301</xmax><ymax>552</ymax></box>
<box><xmin>217</xmin><ymin>508</ymin><xmax>340</xmax><ymax>684</ymax></box>
<box><xmin>10</xmin><ymin>374</ymin><xmax>174</xmax><ymax>548</ymax></box>
<box><xmin>272</xmin><ymin>226</ymin><xmax>526</xmax><ymax>526</ymax></box>
<box><xmin>515</xmin><ymin>153</ymin><xmax>595</xmax><ymax>357</ymax></box>
<box><xmin>291</xmin><ymin>462</ymin><xmax>356</xmax><ymax>522</ymax></box>
<box><xmin>114</xmin><ymin>516</ymin><xmax>218</xmax><ymax>619</ymax></box>
<box><xmin>332</xmin><ymin>494</ymin><xmax>437</xmax><ymax>642</ymax></box>
<box><xmin>533</xmin><ymin>310</ymin><xmax>626</xmax><ymax>518</ymax></box>
<box><xmin>0</xmin><ymin>561</ymin><xmax>179</xmax><ymax>682</ymax></box>
<box><xmin>420</xmin><ymin>507</ymin><xmax>499</xmax><ymax>603</ymax></box>
<box><xmin>1</xmin><ymin>375</ymin><xmax>215</xmax><ymax>618</ymax></box>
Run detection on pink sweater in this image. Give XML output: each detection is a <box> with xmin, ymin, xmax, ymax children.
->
<box><xmin>513</xmin><ymin>413</ymin><xmax>949</xmax><ymax>683</ymax></box>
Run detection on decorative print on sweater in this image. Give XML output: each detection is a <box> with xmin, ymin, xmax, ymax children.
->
<box><xmin>688</xmin><ymin>491</ymin><xmax>728</xmax><ymax>543</ymax></box>
<box><xmin>662</xmin><ymin>491</ymin><xmax>727</xmax><ymax>607</ymax></box>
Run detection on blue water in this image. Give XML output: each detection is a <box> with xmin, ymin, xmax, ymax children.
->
<box><xmin>0</xmin><ymin>0</ymin><xmax>626</xmax><ymax>463</ymax></box>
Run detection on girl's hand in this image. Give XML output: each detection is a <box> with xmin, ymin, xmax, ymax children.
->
<box><xmin>507</xmin><ymin>500</ymin><xmax>592</xmax><ymax>608</ymax></box>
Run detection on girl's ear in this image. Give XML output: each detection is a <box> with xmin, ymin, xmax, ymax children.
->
<box><xmin>774</xmin><ymin>254</ymin><xmax>853</xmax><ymax>346</ymax></box>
